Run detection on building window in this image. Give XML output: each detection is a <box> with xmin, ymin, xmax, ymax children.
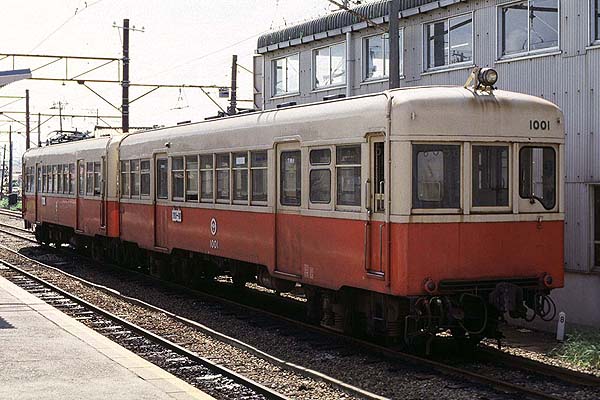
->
<box><xmin>233</xmin><ymin>152</ymin><xmax>248</xmax><ymax>202</ymax></box>
<box><xmin>172</xmin><ymin>157</ymin><xmax>184</xmax><ymax>201</ymax></box>
<box><xmin>185</xmin><ymin>156</ymin><xmax>199</xmax><ymax>202</ymax></box>
<box><xmin>200</xmin><ymin>155</ymin><xmax>214</xmax><ymax>202</ymax></box>
<box><xmin>140</xmin><ymin>160</ymin><xmax>151</xmax><ymax>196</ymax></box>
<box><xmin>425</xmin><ymin>14</ymin><xmax>473</xmax><ymax>70</ymax></box>
<box><xmin>156</xmin><ymin>158</ymin><xmax>168</xmax><ymax>200</ymax></box>
<box><xmin>273</xmin><ymin>54</ymin><xmax>299</xmax><ymax>96</ymax></box>
<box><xmin>594</xmin><ymin>0</ymin><xmax>600</xmax><ymax>42</ymax></box>
<box><xmin>216</xmin><ymin>153</ymin><xmax>230</xmax><ymax>201</ymax></box>
<box><xmin>500</xmin><ymin>0</ymin><xmax>559</xmax><ymax>57</ymax></box>
<box><xmin>413</xmin><ymin>144</ymin><xmax>461</xmax><ymax>209</ymax></box>
<box><xmin>251</xmin><ymin>151</ymin><xmax>268</xmax><ymax>204</ymax></box>
<box><xmin>594</xmin><ymin>186</ymin><xmax>600</xmax><ymax>269</ymax></box>
<box><xmin>309</xmin><ymin>148</ymin><xmax>331</xmax><ymax>204</ymax></box>
<box><xmin>472</xmin><ymin>146</ymin><xmax>509</xmax><ymax>207</ymax></box>
<box><xmin>120</xmin><ymin>161</ymin><xmax>130</xmax><ymax>197</ymax></box>
<box><xmin>519</xmin><ymin>146</ymin><xmax>556</xmax><ymax>210</ymax></box>
<box><xmin>314</xmin><ymin>42</ymin><xmax>346</xmax><ymax>89</ymax></box>
<box><xmin>336</xmin><ymin>145</ymin><xmax>361</xmax><ymax>207</ymax></box>
<box><xmin>364</xmin><ymin>31</ymin><xmax>404</xmax><ymax>81</ymax></box>
<box><xmin>280</xmin><ymin>151</ymin><xmax>301</xmax><ymax>206</ymax></box>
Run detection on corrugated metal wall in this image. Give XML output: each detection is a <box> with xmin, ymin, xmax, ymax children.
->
<box><xmin>255</xmin><ymin>0</ymin><xmax>600</xmax><ymax>274</ymax></box>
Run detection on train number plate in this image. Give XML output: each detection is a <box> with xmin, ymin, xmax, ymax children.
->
<box><xmin>171</xmin><ymin>208</ymin><xmax>182</xmax><ymax>223</ymax></box>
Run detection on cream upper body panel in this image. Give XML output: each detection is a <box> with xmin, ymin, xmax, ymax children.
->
<box><xmin>389</xmin><ymin>87</ymin><xmax>564</xmax><ymax>142</ymax></box>
<box><xmin>23</xmin><ymin>136</ymin><xmax>113</xmax><ymax>165</ymax></box>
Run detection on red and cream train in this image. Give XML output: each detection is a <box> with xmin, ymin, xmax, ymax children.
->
<box><xmin>22</xmin><ymin>85</ymin><xmax>565</xmax><ymax>343</ymax></box>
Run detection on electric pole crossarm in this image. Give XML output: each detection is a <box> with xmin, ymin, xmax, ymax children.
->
<box><xmin>200</xmin><ymin>88</ymin><xmax>226</xmax><ymax>114</ymax></box>
<box><xmin>70</xmin><ymin>59</ymin><xmax>118</xmax><ymax>80</ymax></box>
<box><xmin>81</xmin><ymin>83</ymin><xmax>122</xmax><ymax>112</ymax></box>
<box><xmin>128</xmin><ymin>86</ymin><xmax>160</xmax><ymax>105</ymax></box>
<box><xmin>31</xmin><ymin>57</ymin><xmax>62</xmax><ymax>73</ymax></box>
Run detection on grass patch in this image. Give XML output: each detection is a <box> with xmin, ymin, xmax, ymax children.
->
<box><xmin>551</xmin><ymin>330</ymin><xmax>600</xmax><ymax>370</ymax></box>
<box><xmin>0</xmin><ymin>197</ymin><xmax>21</xmax><ymax>211</ymax></box>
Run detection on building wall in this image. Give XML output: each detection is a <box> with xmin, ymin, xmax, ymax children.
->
<box><xmin>255</xmin><ymin>0</ymin><xmax>600</xmax><ymax>328</ymax></box>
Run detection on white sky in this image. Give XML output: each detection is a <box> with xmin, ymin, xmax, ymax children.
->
<box><xmin>0</xmin><ymin>0</ymin><xmax>343</xmax><ymax>162</ymax></box>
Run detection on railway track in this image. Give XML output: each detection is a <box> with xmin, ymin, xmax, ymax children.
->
<box><xmin>0</xmin><ymin>258</ymin><xmax>288</xmax><ymax>400</ymax></box>
<box><xmin>0</xmin><ymin>222</ymin><xmax>598</xmax><ymax>399</ymax></box>
<box><xmin>0</xmin><ymin>208</ymin><xmax>22</xmax><ymax>218</ymax></box>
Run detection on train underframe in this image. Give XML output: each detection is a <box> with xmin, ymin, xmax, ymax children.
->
<box><xmin>33</xmin><ymin>222</ymin><xmax>556</xmax><ymax>349</ymax></box>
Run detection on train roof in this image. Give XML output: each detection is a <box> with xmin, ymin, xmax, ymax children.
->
<box><xmin>24</xmin><ymin>86</ymin><xmax>564</xmax><ymax>161</ymax></box>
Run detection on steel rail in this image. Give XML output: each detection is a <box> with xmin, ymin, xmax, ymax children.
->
<box><xmin>0</xmin><ymin>256</ymin><xmax>290</xmax><ymax>400</ymax></box>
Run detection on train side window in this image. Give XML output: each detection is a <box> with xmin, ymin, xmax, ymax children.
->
<box><xmin>140</xmin><ymin>160</ymin><xmax>151</xmax><ymax>196</ymax></box>
<box><xmin>52</xmin><ymin>165</ymin><xmax>58</xmax><ymax>193</ymax></box>
<box><xmin>200</xmin><ymin>155</ymin><xmax>214</xmax><ymax>202</ymax></box>
<box><xmin>309</xmin><ymin>148</ymin><xmax>331</xmax><ymax>204</ymax></box>
<box><xmin>93</xmin><ymin>162</ymin><xmax>101</xmax><ymax>196</ymax></box>
<box><xmin>37</xmin><ymin>166</ymin><xmax>42</xmax><ymax>193</ymax></box>
<box><xmin>127</xmin><ymin>160</ymin><xmax>138</xmax><ymax>197</ymax></box>
<box><xmin>62</xmin><ymin>164</ymin><xmax>69</xmax><ymax>194</ymax></box>
<box><xmin>280</xmin><ymin>151</ymin><xmax>301</xmax><ymax>206</ymax></box>
<box><xmin>185</xmin><ymin>155</ymin><xmax>199</xmax><ymax>202</ymax></box>
<box><xmin>233</xmin><ymin>152</ymin><xmax>248</xmax><ymax>202</ymax></box>
<box><xmin>216</xmin><ymin>153</ymin><xmax>230</xmax><ymax>202</ymax></box>
<box><xmin>251</xmin><ymin>151</ymin><xmax>268</xmax><ymax>204</ymax></box>
<box><xmin>78</xmin><ymin>161</ymin><xmax>85</xmax><ymax>195</ymax></box>
<box><xmin>57</xmin><ymin>164</ymin><xmax>63</xmax><ymax>193</ymax></box>
<box><xmin>120</xmin><ymin>161</ymin><xmax>130</xmax><ymax>197</ymax></box>
<box><xmin>519</xmin><ymin>146</ymin><xmax>556</xmax><ymax>210</ymax></box>
<box><xmin>171</xmin><ymin>157</ymin><xmax>184</xmax><ymax>201</ymax></box>
<box><xmin>472</xmin><ymin>146</ymin><xmax>509</xmax><ymax>207</ymax></box>
<box><xmin>69</xmin><ymin>163</ymin><xmax>75</xmax><ymax>194</ymax></box>
<box><xmin>86</xmin><ymin>162</ymin><xmax>94</xmax><ymax>195</ymax></box>
<box><xmin>156</xmin><ymin>158</ymin><xmax>168</xmax><ymax>199</ymax></box>
<box><xmin>412</xmin><ymin>144</ymin><xmax>461</xmax><ymax>209</ymax></box>
<box><xmin>336</xmin><ymin>145</ymin><xmax>361</xmax><ymax>207</ymax></box>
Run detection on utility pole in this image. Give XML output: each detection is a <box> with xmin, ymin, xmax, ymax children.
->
<box><xmin>37</xmin><ymin>113</ymin><xmax>41</xmax><ymax>147</ymax></box>
<box><xmin>25</xmin><ymin>89</ymin><xmax>30</xmax><ymax>149</ymax></box>
<box><xmin>122</xmin><ymin>18</ymin><xmax>130</xmax><ymax>133</ymax></box>
<box><xmin>388</xmin><ymin>0</ymin><xmax>400</xmax><ymax>89</ymax></box>
<box><xmin>227</xmin><ymin>55</ymin><xmax>238</xmax><ymax>116</ymax></box>
<box><xmin>8</xmin><ymin>126</ymin><xmax>12</xmax><ymax>194</ymax></box>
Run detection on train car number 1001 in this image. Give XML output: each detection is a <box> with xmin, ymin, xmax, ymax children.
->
<box><xmin>530</xmin><ymin>120</ymin><xmax>551</xmax><ymax>131</ymax></box>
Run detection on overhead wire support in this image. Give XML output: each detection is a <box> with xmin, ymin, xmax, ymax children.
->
<box><xmin>325</xmin><ymin>0</ymin><xmax>388</xmax><ymax>33</ymax></box>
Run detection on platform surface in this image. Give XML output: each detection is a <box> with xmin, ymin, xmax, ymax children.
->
<box><xmin>0</xmin><ymin>274</ymin><xmax>214</xmax><ymax>400</ymax></box>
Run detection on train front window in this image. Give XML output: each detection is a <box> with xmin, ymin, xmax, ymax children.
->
<box><xmin>472</xmin><ymin>146</ymin><xmax>509</xmax><ymax>207</ymax></box>
<box><xmin>413</xmin><ymin>144</ymin><xmax>461</xmax><ymax>209</ymax></box>
<box><xmin>519</xmin><ymin>146</ymin><xmax>556</xmax><ymax>210</ymax></box>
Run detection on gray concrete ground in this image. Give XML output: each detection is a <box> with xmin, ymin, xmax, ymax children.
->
<box><xmin>0</xmin><ymin>275</ymin><xmax>213</xmax><ymax>400</ymax></box>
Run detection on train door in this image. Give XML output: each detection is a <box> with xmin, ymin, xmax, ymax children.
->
<box><xmin>100</xmin><ymin>157</ymin><xmax>106</xmax><ymax>229</ymax></box>
<box><xmin>154</xmin><ymin>154</ymin><xmax>169</xmax><ymax>249</ymax></box>
<box><xmin>76</xmin><ymin>160</ymin><xmax>85</xmax><ymax>231</ymax></box>
<box><xmin>366</xmin><ymin>136</ymin><xmax>386</xmax><ymax>274</ymax></box>
<box><xmin>274</xmin><ymin>143</ymin><xmax>303</xmax><ymax>278</ymax></box>
<box><xmin>34</xmin><ymin>163</ymin><xmax>40</xmax><ymax>223</ymax></box>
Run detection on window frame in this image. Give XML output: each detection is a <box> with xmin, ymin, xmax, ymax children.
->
<box><xmin>411</xmin><ymin>142</ymin><xmax>463</xmax><ymax>214</ymax></box>
<box><xmin>140</xmin><ymin>159</ymin><xmax>151</xmax><ymax>197</ymax></box>
<box><xmin>272</xmin><ymin>53</ymin><xmax>300</xmax><ymax>97</ymax></box>
<box><xmin>279</xmin><ymin>149</ymin><xmax>302</xmax><ymax>207</ymax></box>
<box><xmin>470</xmin><ymin>143</ymin><xmax>512</xmax><ymax>213</ymax></box>
<box><xmin>200</xmin><ymin>153</ymin><xmax>215</xmax><ymax>203</ymax></box>
<box><xmin>312</xmin><ymin>41</ymin><xmax>347</xmax><ymax>90</ymax></box>
<box><xmin>216</xmin><ymin>153</ymin><xmax>231</xmax><ymax>203</ymax></box>
<box><xmin>156</xmin><ymin>157</ymin><xmax>169</xmax><ymax>200</ymax></box>
<box><xmin>93</xmin><ymin>161</ymin><xmax>101</xmax><ymax>196</ymax></box>
<box><xmin>362</xmin><ymin>30</ymin><xmax>405</xmax><ymax>82</ymax></box>
<box><xmin>184</xmin><ymin>155</ymin><xmax>199</xmax><ymax>203</ymax></box>
<box><xmin>250</xmin><ymin>150</ymin><xmax>268</xmax><ymax>206</ymax></box>
<box><xmin>592</xmin><ymin>185</ymin><xmax>600</xmax><ymax>272</ymax></box>
<box><xmin>309</xmin><ymin>146</ymin><xmax>333</xmax><ymax>209</ymax></box>
<box><xmin>423</xmin><ymin>12</ymin><xmax>474</xmax><ymax>72</ymax></box>
<box><xmin>171</xmin><ymin>156</ymin><xmax>185</xmax><ymax>202</ymax></box>
<box><xmin>518</xmin><ymin>144</ymin><xmax>558</xmax><ymax>212</ymax></box>
<box><xmin>232</xmin><ymin>151</ymin><xmax>249</xmax><ymax>204</ymax></box>
<box><xmin>335</xmin><ymin>144</ymin><xmax>362</xmax><ymax>211</ymax></box>
<box><xmin>497</xmin><ymin>0</ymin><xmax>561</xmax><ymax>60</ymax></box>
